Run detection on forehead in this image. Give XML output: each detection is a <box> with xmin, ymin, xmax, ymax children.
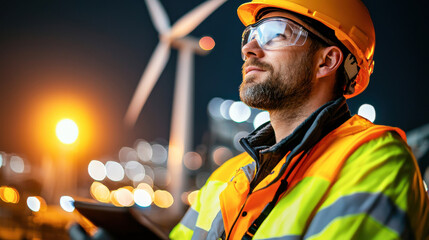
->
<box><xmin>260</xmin><ymin>11</ymin><xmax>304</xmax><ymax>24</ymax></box>
<box><xmin>258</xmin><ymin>11</ymin><xmax>315</xmax><ymax>34</ymax></box>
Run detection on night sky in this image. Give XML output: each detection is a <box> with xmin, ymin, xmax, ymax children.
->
<box><xmin>0</xmin><ymin>0</ymin><xmax>428</xmax><ymax>165</ymax></box>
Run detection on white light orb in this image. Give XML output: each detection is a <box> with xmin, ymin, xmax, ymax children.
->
<box><xmin>136</xmin><ymin>140</ymin><xmax>153</xmax><ymax>162</ymax></box>
<box><xmin>10</xmin><ymin>155</ymin><xmax>24</xmax><ymax>173</ymax></box>
<box><xmin>0</xmin><ymin>153</ymin><xmax>4</xmax><ymax>167</ymax></box>
<box><xmin>119</xmin><ymin>147</ymin><xmax>138</xmax><ymax>162</ymax></box>
<box><xmin>151</xmin><ymin>144</ymin><xmax>168</xmax><ymax>164</ymax></box>
<box><xmin>88</xmin><ymin>160</ymin><xmax>106</xmax><ymax>181</ymax></box>
<box><xmin>207</xmin><ymin>97</ymin><xmax>224</xmax><ymax>119</ymax></box>
<box><xmin>60</xmin><ymin>196</ymin><xmax>75</xmax><ymax>212</ymax></box>
<box><xmin>220</xmin><ymin>100</ymin><xmax>234</xmax><ymax>120</ymax></box>
<box><xmin>125</xmin><ymin>161</ymin><xmax>145</xmax><ymax>182</ymax></box>
<box><xmin>105</xmin><ymin>161</ymin><xmax>125</xmax><ymax>182</ymax></box>
<box><xmin>253</xmin><ymin>111</ymin><xmax>270</xmax><ymax>129</ymax></box>
<box><xmin>358</xmin><ymin>104</ymin><xmax>376</xmax><ymax>122</ymax></box>
<box><xmin>56</xmin><ymin>119</ymin><xmax>79</xmax><ymax>144</ymax></box>
<box><xmin>134</xmin><ymin>189</ymin><xmax>152</xmax><ymax>207</ymax></box>
<box><xmin>27</xmin><ymin>197</ymin><xmax>41</xmax><ymax>212</ymax></box>
<box><xmin>115</xmin><ymin>188</ymin><xmax>134</xmax><ymax>207</ymax></box>
<box><xmin>229</xmin><ymin>101</ymin><xmax>251</xmax><ymax>123</ymax></box>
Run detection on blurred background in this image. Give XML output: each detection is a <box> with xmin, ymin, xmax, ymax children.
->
<box><xmin>0</xmin><ymin>0</ymin><xmax>428</xmax><ymax>239</ymax></box>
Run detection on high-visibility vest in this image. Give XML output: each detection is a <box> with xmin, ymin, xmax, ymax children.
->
<box><xmin>170</xmin><ymin>115</ymin><xmax>429</xmax><ymax>239</ymax></box>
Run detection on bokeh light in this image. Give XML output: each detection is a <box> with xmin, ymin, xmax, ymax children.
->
<box><xmin>212</xmin><ymin>146</ymin><xmax>233</xmax><ymax>166</ymax></box>
<box><xmin>136</xmin><ymin>183</ymin><xmax>155</xmax><ymax>200</ymax></box>
<box><xmin>358</xmin><ymin>104</ymin><xmax>376</xmax><ymax>122</ymax></box>
<box><xmin>253</xmin><ymin>111</ymin><xmax>270</xmax><ymax>129</ymax></box>
<box><xmin>56</xmin><ymin>119</ymin><xmax>79</xmax><ymax>144</ymax></box>
<box><xmin>183</xmin><ymin>152</ymin><xmax>203</xmax><ymax>171</ymax></box>
<box><xmin>0</xmin><ymin>186</ymin><xmax>19</xmax><ymax>203</ymax></box>
<box><xmin>27</xmin><ymin>196</ymin><xmax>46</xmax><ymax>212</ymax></box>
<box><xmin>153</xmin><ymin>190</ymin><xmax>174</xmax><ymax>208</ymax></box>
<box><xmin>60</xmin><ymin>196</ymin><xmax>75</xmax><ymax>212</ymax></box>
<box><xmin>187</xmin><ymin>190</ymin><xmax>199</xmax><ymax>206</ymax></box>
<box><xmin>119</xmin><ymin>147</ymin><xmax>138</xmax><ymax>162</ymax></box>
<box><xmin>151</xmin><ymin>144</ymin><xmax>168</xmax><ymax>164</ymax></box>
<box><xmin>10</xmin><ymin>155</ymin><xmax>24</xmax><ymax>173</ymax></box>
<box><xmin>88</xmin><ymin>160</ymin><xmax>106</xmax><ymax>181</ymax></box>
<box><xmin>110</xmin><ymin>190</ymin><xmax>121</xmax><ymax>207</ymax></box>
<box><xmin>143</xmin><ymin>165</ymin><xmax>155</xmax><ymax>180</ymax></box>
<box><xmin>90</xmin><ymin>182</ymin><xmax>110</xmax><ymax>203</ymax></box>
<box><xmin>136</xmin><ymin>140</ymin><xmax>153</xmax><ymax>162</ymax></box>
<box><xmin>229</xmin><ymin>101</ymin><xmax>251</xmax><ymax>123</ymax></box>
<box><xmin>233</xmin><ymin>131</ymin><xmax>249</xmax><ymax>151</ymax></box>
<box><xmin>208</xmin><ymin>97</ymin><xmax>224</xmax><ymax>119</ymax></box>
<box><xmin>142</xmin><ymin>175</ymin><xmax>154</xmax><ymax>187</ymax></box>
<box><xmin>115</xmin><ymin>188</ymin><xmax>134</xmax><ymax>207</ymax></box>
<box><xmin>27</xmin><ymin>197</ymin><xmax>41</xmax><ymax>212</ymax></box>
<box><xmin>125</xmin><ymin>161</ymin><xmax>145</xmax><ymax>182</ymax></box>
<box><xmin>105</xmin><ymin>161</ymin><xmax>125</xmax><ymax>182</ymax></box>
<box><xmin>134</xmin><ymin>189</ymin><xmax>152</xmax><ymax>207</ymax></box>
<box><xmin>199</xmin><ymin>36</ymin><xmax>215</xmax><ymax>51</ymax></box>
<box><xmin>0</xmin><ymin>153</ymin><xmax>4</xmax><ymax>168</ymax></box>
<box><xmin>220</xmin><ymin>100</ymin><xmax>234</xmax><ymax>120</ymax></box>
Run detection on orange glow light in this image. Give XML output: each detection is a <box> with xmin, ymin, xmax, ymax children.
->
<box><xmin>90</xmin><ymin>182</ymin><xmax>110</xmax><ymax>203</ymax></box>
<box><xmin>110</xmin><ymin>190</ymin><xmax>121</xmax><ymax>207</ymax></box>
<box><xmin>153</xmin><ymin>190</ymin><xmax>174</xmax><ymax>208</ymax></box>
<box><xmin>115</xmin><ymin>188</ymin><xmax>134</xmax><ymax>207</ymax></box>
<box><xmin>199</xmin><ymin>36</ymin><xmax>215</xmax><ymax>51</ymax></box>
<box><xmin>30</xmin><ymin>93</ymin><xmax>97</xmax><ymax>155</ymax></box>
<box><xmin>187</xmin><ymin>190</ymin><xmax>199</xmax><ymax>206</ymax></box>
<box><xmin>0</xmin><ymin>186</ymin><xmax>19</xmax><ymax>204</ymax></box>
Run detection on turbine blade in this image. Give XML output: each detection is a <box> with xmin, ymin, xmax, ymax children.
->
<box><xmin>124</xmin><ymin>41</ymin><xmax>170</xmax><ymax>127</ymax></box>
<box><xmin>169</xmin><ymin>0</ymin><xmax>227</xmax><ymax>39</ymax></box>
<box><xmin>145</xmin><ymin>0</ymin><xmax>171</xmax><ymax>34</ymax></box>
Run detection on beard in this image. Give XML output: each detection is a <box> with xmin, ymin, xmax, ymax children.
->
<box><xmin>239</xmin><ymin>52</ymin><xmax>315</xmax><ymax>112</ymax></box>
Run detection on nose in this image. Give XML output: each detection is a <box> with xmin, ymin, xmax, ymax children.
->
<box><xmin>241</xmin><ymin>39</ymin><xmax>264</xmax><ymax>60</ymax></box>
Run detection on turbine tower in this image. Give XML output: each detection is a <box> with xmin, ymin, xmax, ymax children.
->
<box><xmin>124</xmin><ymin>0</ymin><xmax>227</xmax><ymax>215</ymax></box>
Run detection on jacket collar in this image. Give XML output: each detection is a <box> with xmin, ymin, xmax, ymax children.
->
<box><xmin>239</xmin><ymin>97</ymin><xmax>351</xmax><ymax>164</ymax></box>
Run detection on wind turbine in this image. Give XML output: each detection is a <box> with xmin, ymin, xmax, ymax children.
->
<box><xmin>124</xmin><ymin>0</ymin><xmax>227</xmax><ymax>215</ymax></box>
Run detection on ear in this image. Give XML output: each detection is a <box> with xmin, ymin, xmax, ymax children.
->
<box><xmin>315</xmin><ymin>46</ymin><xmax>343</xmax><ymax>79</ymax></box>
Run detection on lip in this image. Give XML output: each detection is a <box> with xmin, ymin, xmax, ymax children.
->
<box><xmin>245</xmin><ymin>66</ymin><xmax>265</xmax><ymax>74</ymax></box>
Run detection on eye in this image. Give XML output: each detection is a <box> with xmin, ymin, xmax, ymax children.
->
<box><xmin>265</xmin><ymin>33</ymin><xmax>287</xmax><ymax>46</ymax></box>
<box><xmin>273</xmin><ymin>33</ymin><xmax>287</xmax><ymax>40</ymax></box>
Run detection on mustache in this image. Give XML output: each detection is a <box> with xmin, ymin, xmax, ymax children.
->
<box><xmin>242</xmin><ymin>58</ymin><xmax>273</xmax><ymax>72</ymax></box>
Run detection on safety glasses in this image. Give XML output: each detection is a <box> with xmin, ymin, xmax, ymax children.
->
<box><xmin>241</xmin><ymin>17</ymin><xmax>309</xmax><ymax>60</ymax></box>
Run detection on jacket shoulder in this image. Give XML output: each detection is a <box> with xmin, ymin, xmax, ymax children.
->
<box><xmin>208</xmin><ymin>152</ymin><xmax>254</xmax><ymax>182</ymax></box>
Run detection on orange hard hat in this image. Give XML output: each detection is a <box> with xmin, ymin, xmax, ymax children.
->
<box><xmin>237</xmin><ymin>0</ymin><xmax>375</xmax><ymax>98</ymax></box>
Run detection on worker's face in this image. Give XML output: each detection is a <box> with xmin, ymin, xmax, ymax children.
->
<box><xmin>240</xmin><ymin>11</ymin><xmax>318</xmax><ymax>111</ymax></box>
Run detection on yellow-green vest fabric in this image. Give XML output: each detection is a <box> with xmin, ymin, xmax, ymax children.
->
<box><xmin>170</xmin><ymin>115</ymin><xmax>429</xmax><ymax>239</ymax></box>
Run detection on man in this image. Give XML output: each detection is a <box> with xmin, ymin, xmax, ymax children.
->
<box><xmin>170</xmin><ymin>0</ymin><xmax>429</xmax><ymax>239</ymax></box>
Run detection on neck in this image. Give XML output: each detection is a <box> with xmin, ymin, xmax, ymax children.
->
<box><xmin>269</xmin><ymin>94</ymin><xmax>334</xmax><ymax>143</ymax></box>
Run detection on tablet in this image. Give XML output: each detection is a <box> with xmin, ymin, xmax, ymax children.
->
<box><xmin>73</xmin><ymin>200</ymin><xmax>169</xmax><ymax>240</ymax></box>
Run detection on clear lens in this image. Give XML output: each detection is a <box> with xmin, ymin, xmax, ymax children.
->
<box><xmin>241</xmin><ymin>17</ymin><xmax>308</xmax><ymax>59</ymax></box>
